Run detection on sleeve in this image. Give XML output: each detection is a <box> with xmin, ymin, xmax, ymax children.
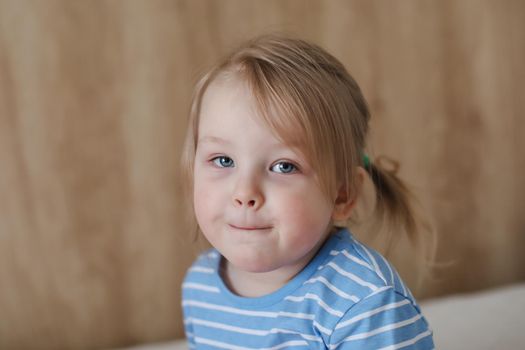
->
<box><xmin>181</xmin><ymin>272</ymin><xmax>196</xmax><ymax>349</ymax></box>
<box><xmin>329</xmin><ymin>288</ymin><xmax>434</xmax><ymax>349</ymax></box>
<box><xmin>182</xmin><ymin>302</ymin><xmax>195</xmax><ymax>348</ymax></box>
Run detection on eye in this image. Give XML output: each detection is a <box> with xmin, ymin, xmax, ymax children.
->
<box><xmin>270</xmin><ymin>161</ymin><xmax>297</xmax><ymax>174</ymax></box>
<box><xmin>211</xmin><ymin>156</ymin><xmax>234</xmax><ymax>168</ymax></box>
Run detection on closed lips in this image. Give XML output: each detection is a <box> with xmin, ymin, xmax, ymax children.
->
<box><xmin>229</xmin><ymin>224</ymin><xmax>272</xmax><ymax>230</ymax></box>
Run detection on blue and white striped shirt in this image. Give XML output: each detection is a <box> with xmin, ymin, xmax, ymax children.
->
<box><xmin>182</xmin><ymin>229</ymin><xmax>434</xmax><ymax>349</ymax></box>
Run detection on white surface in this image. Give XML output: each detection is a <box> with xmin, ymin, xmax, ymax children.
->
<box><xmin>117</xmin><ymin>283</ymin><xmax>525</xmax><ymax>350</ymax></box>
<box><xmin>421</xmin><ymin>283</ymin><xmax>525</xmax><ymax>350</ymax></box>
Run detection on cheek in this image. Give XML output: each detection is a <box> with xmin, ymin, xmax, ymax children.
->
<box><xmin>193</xmin><ymin>188</ymin><xmax>208</xmax><ymax>223</ymax></box>
<box><xmin>277</xmin><ymin>189</ymin><xmax>333</xmax><ymax>230</ymax></box>
<box><xmin>193</xmin><ymin>174</ymin><xmax>227</xmax><ymax>225</ymax></box>
<box><xmin>193</xmin><ymin>176</ymin><xmax>213</xmax><ymax>222</ymax></box>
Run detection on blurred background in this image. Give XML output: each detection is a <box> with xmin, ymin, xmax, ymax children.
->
<box><xmin>0</xmin><ymin>0</ymin><xmax>524</xmax><ymax>349</ymax></box>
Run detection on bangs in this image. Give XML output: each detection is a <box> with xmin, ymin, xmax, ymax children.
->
<box><xmin>233</xmin><ymin>60</ymin><xmax>339</xmax><ymax>198</ymax></box>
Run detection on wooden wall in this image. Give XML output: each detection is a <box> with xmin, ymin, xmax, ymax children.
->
<box><xmin>1</xmin><ymin>1</ymin><xmax>524</xmax><ymax>349</ymax></box>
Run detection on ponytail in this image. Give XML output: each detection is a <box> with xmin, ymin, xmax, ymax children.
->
<box><xmin>366</xmin><ymin>156</ymin><xmax>417</xmax><ymax>242</ymax></box>
<box><xmin>363</xmin><ymin>155</ymin><xmax>436</xmax><ymax>290</ymax></box>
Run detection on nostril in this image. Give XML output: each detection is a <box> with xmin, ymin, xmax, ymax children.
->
<box><xmin>233</xmin><ymin>197</ymin><xmax>261</xmax><ymax>208</ymax></box>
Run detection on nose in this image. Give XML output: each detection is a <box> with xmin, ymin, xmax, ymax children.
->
<box><xmin>232</xmin><ymin>175</ymin><xmax>264</xmax><ymax>210</ymax></box>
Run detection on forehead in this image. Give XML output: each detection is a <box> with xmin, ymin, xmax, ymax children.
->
<box><xmin>198</xmin><ymin>77</ymin><xmax>272</xmax><ymax>146</ymax></box>
<box><xmin>199</xmin><ymin>73</ymin><xmax>302</xmax><ymax>146</ymax></box>
<box><xmin>199</xmin><ymin>75</ymin><xmax>259</xmax><ymax>132</ymax></box>
<box><xmin>200</xmin><ymin>74</ymin><xmax>254</xmax><ymax>120</ymax></box>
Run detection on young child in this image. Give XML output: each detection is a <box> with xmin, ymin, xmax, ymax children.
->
<box><xmin>181</xmin><ymin>34</ymin><xmax>434</xmax><ymax>349</ymax></box>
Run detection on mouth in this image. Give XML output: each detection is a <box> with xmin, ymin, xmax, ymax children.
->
<box><xmin>228</xmin><ymin>224</ymin><xmax>272</xmax><ymax>231</ymax></box>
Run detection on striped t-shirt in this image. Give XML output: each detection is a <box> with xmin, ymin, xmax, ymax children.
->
<box><xmin>182</xmin><ymin>228</ymin><xmax>434</xmax><ymax>349</ymax></box>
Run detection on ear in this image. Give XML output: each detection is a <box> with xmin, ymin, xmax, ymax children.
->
<box><xmin>331</xmin><ymin>167</ymin><xmax>366</xmax><ymax>222</ymax></box>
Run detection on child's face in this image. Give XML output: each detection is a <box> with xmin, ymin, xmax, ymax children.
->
<box><xmin>193</xmin><ymin>76</ymin><xmax>337</xmax><ymax>276</ymax></box>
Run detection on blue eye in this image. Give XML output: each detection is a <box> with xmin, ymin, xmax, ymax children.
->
<box><xmin>271</xmin><ymin>161</ymin><xmax>297</xmax><ymax>174</ymax></box>
<box><xmin>212</xmin><ymin>156</ymin><xmax>234</xmax><ymax>168</ymax></box>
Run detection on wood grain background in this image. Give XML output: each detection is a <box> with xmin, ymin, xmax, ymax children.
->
<box><xmin>1</xmin><ymin>1</ymin><xmax>524</xmax><ymax>349</ymax></box>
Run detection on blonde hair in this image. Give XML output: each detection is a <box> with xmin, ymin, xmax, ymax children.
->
<box><xmin>181</xmin><ymin>34</ymin><xmax>433</xmax><ymax>269</ymax></box>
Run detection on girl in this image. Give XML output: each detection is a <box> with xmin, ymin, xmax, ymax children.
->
<box><xmin>181</xmin><ymin>34</ymin><xmax>434</xmax><ymax>349</ymax></box>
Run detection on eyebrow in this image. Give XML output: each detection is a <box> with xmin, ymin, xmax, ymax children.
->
<box><xmin>198</xmin><ymin>136</ymin><xmax>231</xmax><ymax>145</ymax></box>
<box><xmin>198</xmin><ymin>135</ymin><xmax>300</xmax><ymax>155</ymax></box>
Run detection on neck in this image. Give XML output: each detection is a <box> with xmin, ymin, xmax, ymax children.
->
<box><xmin>220</xmin><ymin>235</ymin><xmax>329</xmax><ymax>298</ymax></box>
<box><xmin>221</xmin><ymin>261</ymin><xmax>299</xmax><ymax>298</ymax></box>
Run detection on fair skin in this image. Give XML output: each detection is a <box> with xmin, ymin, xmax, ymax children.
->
<box><xmin>193</xmin><ymin>74</ymin><xmax>362</xmax><ymax>297</ymax></box>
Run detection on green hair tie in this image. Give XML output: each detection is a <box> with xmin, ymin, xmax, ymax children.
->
<box><xmin>362</xmin><ymin>154</ymin><xmax>371</xmax><ymax>168</ymax></box>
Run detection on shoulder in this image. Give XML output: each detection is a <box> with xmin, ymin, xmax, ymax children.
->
<box><xmin>316</xmin><ymin>230</ymin><xmax>434</xmax><ymax>348</ymax></box>
<box><xmin>328</xmin><ymin>287</ymin><xmax>434</xmax><ymax>349</ymax></box>
<box><xmin>324</xmin><ymin>230</ymin><xmax>415</xmax><ymax>301</ymax></box>
<box><xmin>185</xmin><ymin>248</ymin><xmax>220</xmax><ymax>273</ymax></box>
<box><xmin>182</xmin><ymin>248</ymin><xmax>221</xmax><ymax>296</ymax></box>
